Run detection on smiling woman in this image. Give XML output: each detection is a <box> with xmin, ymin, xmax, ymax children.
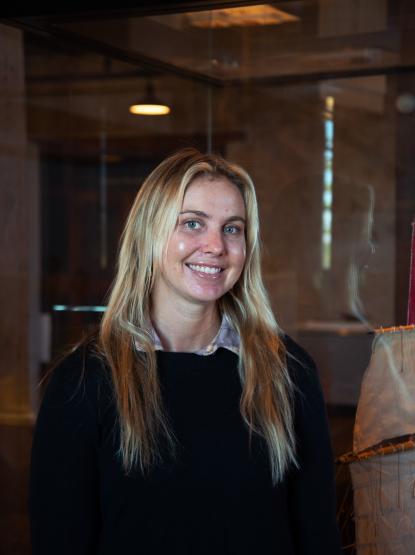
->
<box><xmin>29</xmin><ymin>148</ymin><xmax>341</xmax><ymax>555</ymax></box>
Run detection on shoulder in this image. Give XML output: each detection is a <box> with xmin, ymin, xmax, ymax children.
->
<box><xmin>280</xmin><ymin>333</ymin><xmax>325</xmax><ymax>412</ymax></box>
<box><xmin>281</xmin><ymin>333</ymin><xmax>318</xmax><ymax>379</ymax></box>
<box><xmin>41</xmin><ymin>340</ymin><xmax>112</xmax><ymax>416</ymax></box>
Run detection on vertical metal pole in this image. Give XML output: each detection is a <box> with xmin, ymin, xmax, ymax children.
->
<box><xmin>206</xmin><ymin>12</ymin><xmax>213</xmax><ymax>154</ymax></box>
<box><xmin>99</xmin><ymin>106</ymin><xmax>108</xmax><ymax>269</ymax></box>
<box><xmin>207</xmin><ymin>86</ymin><xmax>213</xmax><ymax>155</ymax></box>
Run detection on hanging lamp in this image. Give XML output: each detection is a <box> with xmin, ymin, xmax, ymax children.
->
<box><xmin>129</xmin><ymin>81</ymin><xmax>171</xmax><ymax>116</ymax></box>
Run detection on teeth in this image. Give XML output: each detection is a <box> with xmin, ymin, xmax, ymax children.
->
<box><xmin>188</xmin><ymin>264</ymin><xmax>222</xmax><ymax>274</ymax></box>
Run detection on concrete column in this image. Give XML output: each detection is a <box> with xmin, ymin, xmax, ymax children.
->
<box><xmin>0</xmin><ymin>23</ymin><xmax>40</xmax><ymax>423</ymax></box>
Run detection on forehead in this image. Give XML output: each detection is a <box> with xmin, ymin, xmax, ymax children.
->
<box><xmin>182</xmin><ymin>175</ymin><xmax>245</xmax><ymax>214</ymax></box>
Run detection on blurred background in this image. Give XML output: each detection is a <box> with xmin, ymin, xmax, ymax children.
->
<box><xmin>1</xmin><ymin>1</ymin><xmax>415</xmax><ymax>552</ymax></box>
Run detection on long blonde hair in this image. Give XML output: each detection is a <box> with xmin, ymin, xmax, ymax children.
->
<box><xmin>99</xmin><ymin>148</ymin><xmax>297</xmax><ymax>484</ymax></box>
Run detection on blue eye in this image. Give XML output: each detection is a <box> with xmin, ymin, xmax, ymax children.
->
<box><xmin>224</xmin><ymin>224</ymin><xmax>240</xmax><ymax>234</ymax></box>
<box><xmin>184</xmin><ymin>220</ymin><xmax>201</xmax><ymax>230</ymax></box>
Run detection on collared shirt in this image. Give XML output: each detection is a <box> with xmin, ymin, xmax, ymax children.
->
<box><xmin>135</xmin><ymin>315</ymin><xmax>240</xmax><ymax>356</ymax></box>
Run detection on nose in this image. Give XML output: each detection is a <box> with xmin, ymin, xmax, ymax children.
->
<box><xmin>202</xmin><ymin>228</ymin><xmax>225</xmax><ymax>255</ymax></box>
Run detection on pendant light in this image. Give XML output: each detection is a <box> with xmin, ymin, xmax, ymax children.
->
<box><xmin>129</xmin><ymin>81</ymin><xmax>171</xmax><ymax>116</ymax></box>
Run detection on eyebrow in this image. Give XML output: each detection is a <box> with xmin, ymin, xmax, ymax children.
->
<box><xmin>179</xmin><ymin>210</ymin><xmax>246</xmax><ymax>224</ymax></box>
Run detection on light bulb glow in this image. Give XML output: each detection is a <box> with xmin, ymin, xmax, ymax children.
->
<box><xmin>129</xmin><ymin>103</ymin><xmax>170</xmax><ymax>116</ymax></box>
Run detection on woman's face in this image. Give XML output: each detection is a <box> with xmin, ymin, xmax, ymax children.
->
<box><xmin>153</xmin><ymin>175</ymin><xmax>247</xmax><ymax>309</ymax></box>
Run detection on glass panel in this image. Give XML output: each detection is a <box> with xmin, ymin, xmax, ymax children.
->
<box><xmin>24</xmin><ymin>33</ymin><xmax>212</xmax><ymax>352</ymax></box>
<box><xmin>2</xmin><ymin>2</ymin><xmax>415</xmax><ymax>552</ymax></box>
<box><xmin>51</xmin><ymin>0</ymin><xmax>412</xmax><ymax>80</ymax></box>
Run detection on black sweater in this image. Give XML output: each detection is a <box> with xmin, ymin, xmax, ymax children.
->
<box><xmin>29</xmin><ymin>336</ymin><xmax>341</xmax><ymax>554</ymax></box>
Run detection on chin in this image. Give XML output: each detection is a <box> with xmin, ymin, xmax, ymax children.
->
<box><xmin>187</xmin><ymin>288</ymin><xmax>227</xmax><ymax>304</ymax></box>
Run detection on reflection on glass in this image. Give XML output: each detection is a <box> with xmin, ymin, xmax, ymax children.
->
<box><xmin>322</xmin><ymin>96</ymin><xmax>334</xmax><ymax>270</ymax></box>
<box><xmin>52</xmin><ymin>305</ymin><xmax>107</xmax><ymax>312</ymax></box>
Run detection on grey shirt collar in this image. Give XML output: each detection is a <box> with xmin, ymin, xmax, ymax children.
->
<box><xmin>135</xmin><ymin>314</ymin><xmax>240</xmax><ymax>356</ymax></box>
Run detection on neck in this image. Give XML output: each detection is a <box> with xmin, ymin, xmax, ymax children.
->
<box><xmin>150</xmin><ymin>298</ymin><xmax>220</xmax><ymax>353</ymax></box>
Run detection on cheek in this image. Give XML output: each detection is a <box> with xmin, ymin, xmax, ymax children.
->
<box><xmin>229</xmin><ymin>241</ymin><xmax>246</xmax><ymax>268</ymax></box>
<box><xmin>176</xmin><ymin>240</ymin><xmax>187</xmax><ymax>254</ymax></box>
<box><xmin>165</xmin><ymin>237</ymin><xmax>195</xmax><ymax>267</ymax></box>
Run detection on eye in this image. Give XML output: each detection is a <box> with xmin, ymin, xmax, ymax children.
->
<box><xmin>183</xmin><ymin>220</ymin><xmax>202</xmax><ymax>230</ymax></box>
<box><xmin>223</xmin><ymin>224</ymin><xmax>242</xmax><ymax>234</ymax></box>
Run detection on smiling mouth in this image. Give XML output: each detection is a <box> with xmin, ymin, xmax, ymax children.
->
<box><xmin>186</xmin><ymin>263</ymin><xmax>224</xmax><ymax>275</ymax></box>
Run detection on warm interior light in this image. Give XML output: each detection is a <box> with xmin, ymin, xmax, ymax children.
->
<box><xmin>129</xmin><ymin>81</ymin><xmax>171</xmax><ymax>116</ymax></box>
<box><xmin>325</xmin><ymin>96</ymin><xmax>335</xmax><ymax>112</ymax></box>
<box><xmin>129</xmin><ymin>103</ymin><xmax>170</xmax><ymax>115</ymax></box>
<box><xmin>186</xmin><ymin>5</ymin><xmax>299</xmax><ymax>28</ymax></box>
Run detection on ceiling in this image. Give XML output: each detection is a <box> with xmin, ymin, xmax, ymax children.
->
<box><xmin>6</xmin><ymin>0</ymin><xmax>415</xmax><ymax>86</ymax></box>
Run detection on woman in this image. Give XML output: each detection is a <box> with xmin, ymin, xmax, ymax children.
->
<box><xmin>30</xmin><ymin>148</ymin><xmax>341</xmax><ymax>554</ymax></box>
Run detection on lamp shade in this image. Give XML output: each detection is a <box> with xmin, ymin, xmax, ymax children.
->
<box><xmin>129</xmin><ymin>82</ymin><xmax>170</xmax><ymax>116</ymax></box>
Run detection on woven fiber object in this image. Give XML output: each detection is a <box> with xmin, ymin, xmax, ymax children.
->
<box><xmin>353</xmin><ymin>328</ymin><xmax>415</xmax><ymax>453</ymax></box>
<box><xmin>350</xmin><ymin>447</ymin><xmax>415</xmax><ymax>554</ymax></box>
